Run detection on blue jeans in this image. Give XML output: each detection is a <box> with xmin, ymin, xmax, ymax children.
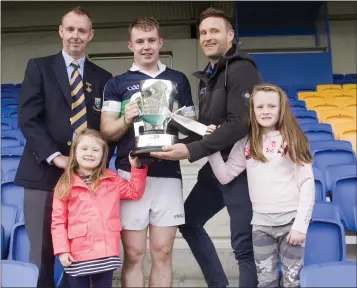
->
<box><xmin>67</xmin><ymin>270</ymin><xmax>113</xmax><ymax>288</ymax></box>
<box><xmin>179</xmin><ymin>163</ymin><xmax>257</xmax><ymax>287</ymax></box>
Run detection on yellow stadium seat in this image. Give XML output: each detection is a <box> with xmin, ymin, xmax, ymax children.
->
<box><xmin>345</xmin><ymin>103</ymin><xmax>357</xmax><ymax>112</ymax></box>
<box><xmin>341</xmin><ymin>130</ymin><xmax>357</xmax><ymax>154</ymax></box>
<box><xmin>304</xmin><ymin>98</ymin><xmax>337</xmax><ymax>110</ymax></box>
<box><xmin>342</xmin><ymin>83</ymin><xmax>357</xmax><ymax>91</ymax></box>
<box><xmin>314</xmin><ymin>104</ymin><xmax>340</xmax><ymax>115</ymax></box>
<box><xmin>316</xmin><ymin>84</ymin><xmax>342</xmax><ymax>92</ymax></box>
<box><xmin>330</xmin><ymin>94</ymin><xmax>356</xmax><ymax>101</ymax></box>
<box><xmin>337</xmin><ymin>98</ymin><xmax>357</xmax><ymax>109</ymax></box>
<box><xmin>332</xmin><ymin>122</ymin><xmax>357</xmax><ymax>140</ymax></box>
<box><xmin>344</xmin><ymin>89</ymin><xmax>357</xmax><ymax>98</ymax></box>
<box><xmin>317</xmin><ymin>108</ymin><xmax>356</xmax><ymax>123</ymax></box>
<box><xmin>298</xmin><ymin>92</ymin><xmax>320</xmax><ymax>100</ymax></box>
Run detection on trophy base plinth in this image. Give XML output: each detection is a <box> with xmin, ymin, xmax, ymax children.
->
<box><xmin>131</xmin><ymin>134</ymin><xmax>178</xmax><ymax>158</ymax></box>
<box><xmin>130</xmin><ymin>146</ymin><xmax>165</xmax><ymax>158</ymax></box>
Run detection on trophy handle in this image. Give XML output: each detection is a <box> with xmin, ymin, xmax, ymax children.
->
<box><xmin>130</xmin><ymin>92</ymin><xmax>143</xmax><ymax>117</ymax></box>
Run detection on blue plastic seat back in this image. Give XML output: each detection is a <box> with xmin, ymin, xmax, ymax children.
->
<box><xmin>325</xmin><ymin>164</ymin><xmax>356</xmax><ymax>192</ymax></box>
<box><xmin>293</xmin><ymin>110</ymin><xmax>318</xmax><ymax>121</ymax></box>
<box><xmin>1</xmin><ymin>137</ymin><xmax>21</xmax><ymax>148</ymax></box>
<box><xmin>1</xmin><ymin>117</ymin><xmax>18</xmax><ymax>129</ymax></box>
<box><xmin>1</xmin><ymin>155</ymin><xmax>21</xmax><ymax>175</ymax></box>
<box><xmin>1</xmin><ymin>260</ymin><xmax>39</xmax><ymax>287</ymax></box>
<box><xmin>310</xmin><ymin>140</ymin><xmax>356</xmax><ymax>171</ymax></box>
<box><xmin>304</xmin><ymin>202</ymin><xmax>346</xmax><ymax>266</ymax></box>
<box><xmin>289</xmin><ymin>99</ymin><xmax>306</xmax><ymax>109</ymax></box>
<box><xmin>301</xmin><ymin>123</ymin><xmax>334</xmax><ymax>141</ymax></box>
<box><xmin>1</xmin><ymin>204</ymin><xmax>17</xmax><ymax>258</ymax></box>
<box><xmin>1</xmin><ymin>225</ymin><xmax>5</xmax><ymax>259</ymax></box>
<box><xmin>8</xmin><ymin>222</ymin><xmax>30</xmax><ymax>262</ymax></box>
<box><xmin>300</xmin><ymin>261</ymin><xmax>357</xmax><ymax>287</ymax></box>
<box><xmin>297</xmin><ymin>117</ymin><xmax>318</xmax><ymax>125</ymax></box>
<box><xmin>2</xmin><ymin>146</ymin><xmax>24</xmax><ymax>157</ymax></box>
<box><xmin>1</xmin><ymin>182</ymin><xmax>24</xmax><ymax>223</ymax></box>
<box><xmin>313</xmin><ymin>167</ymin><xmax>326</xmax><ymax>201</ymax></box>
<box><xmin>332</xmin><ymin>175</ymin><xmax>357</xmax><ymax>231</ymax></box>
<box><xmin>1</xmin><ymin>130</ymin><xmax>25</xmax><ymax>145</ymax></box>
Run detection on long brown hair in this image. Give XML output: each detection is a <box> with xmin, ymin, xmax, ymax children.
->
<box><xmin>54</xmin><ymin>129</ymin><xmax>109</xmax><ymax>200</ymax></box>
<box><xmin>249</xmin><ymin>84</ymin><xmax>313</xmax><ymax>165</ymax></box>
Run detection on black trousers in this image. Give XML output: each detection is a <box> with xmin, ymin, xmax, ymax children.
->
<box><xmin>179</xmin><ymin>163</ymin><xmax>258</xmax><ymax>287</ymax></box>
<box><xmin>24</xmin><ymin>189</ymin><xmax>72</xmax><ymax>288</ymax></box>
<box><xmin>67</xmin><ymin>270</ymin><xmax>114</xmax><ymax>288</ymax></box>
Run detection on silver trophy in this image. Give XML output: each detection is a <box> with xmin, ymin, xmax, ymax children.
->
<box><xmin>130</xmin><ymin>79</ymin><xmax>179</xmax><ymax>157</ymax></box>
<box><xmin>130</xmin><ymin>79</ymin><xmax>209</xmax><ymax>157</ymax></box>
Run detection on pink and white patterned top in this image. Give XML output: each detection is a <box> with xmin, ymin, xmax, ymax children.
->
<box><xmin>208</xmin><ymin>131</ymin><xmax>315</xmax><ymax>234</ymax></box>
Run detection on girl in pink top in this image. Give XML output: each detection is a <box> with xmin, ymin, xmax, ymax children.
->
<box><xmin>207</xmin><ymin>84</ymin><xmax>315</xmax><ymax>287</ymax></box>
<box><xmin>51</xmin><ymin>129</ymin><xmax>147</xmax><ymax>288</ymax></box>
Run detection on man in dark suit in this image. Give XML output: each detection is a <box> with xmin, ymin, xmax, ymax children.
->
<box><xmin>14</xmin><ymin>7</ymin><xmax>112</xmax><ymax>287</ymax></box>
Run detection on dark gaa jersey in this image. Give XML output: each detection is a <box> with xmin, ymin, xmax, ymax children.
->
<box><xmin>102</xmin><ymin>62</ymin><xmax>196</xmax><ymax>179</ymax></box>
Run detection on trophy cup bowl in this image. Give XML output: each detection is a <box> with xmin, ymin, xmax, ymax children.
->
<box><xmin>130</xmin><ymin>79</ymin><xmax>179</xmax><ymax>157</ymax></box>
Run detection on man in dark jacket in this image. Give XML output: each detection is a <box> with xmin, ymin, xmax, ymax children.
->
<box><xmin>151</xmin><ymin>7</ymin><xmax>262</xmax><ymax>288</ymax></box>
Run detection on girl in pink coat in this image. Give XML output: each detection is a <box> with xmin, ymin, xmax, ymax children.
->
<box><xmin>51</xmin><ymin>129</ymin><xmax>147</xmax><ymax>288</ymax></box>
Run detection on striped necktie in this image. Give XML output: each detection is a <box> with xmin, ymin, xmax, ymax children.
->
<box><xmin>70</xmin><ymin>60</ymin><xmax>87</xmax><ymax>134</ymax></box>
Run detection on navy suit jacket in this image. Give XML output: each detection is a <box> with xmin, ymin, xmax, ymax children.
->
<box><xmin>15</xmin><ymin>52</ymin><xmax>113</xmax><ymax>191</ymax></box>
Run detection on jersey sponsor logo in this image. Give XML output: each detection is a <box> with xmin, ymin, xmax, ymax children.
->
<box><xmin>200</xmin><ymin>87</ymin><xmax>207</xmax><ymax>95</ymax></box>
<box><xmin>127</xmin><ymin>84</ymin><xmax>140</xmax><ymax>91</ymax></box>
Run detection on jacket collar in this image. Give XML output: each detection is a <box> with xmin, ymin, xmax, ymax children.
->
<box><xmin>72</xmin><ymin>169</ymin><xmax>117</xmax><ymax>188</ymax></box>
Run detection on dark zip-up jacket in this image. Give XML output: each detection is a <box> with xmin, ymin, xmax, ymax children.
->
<box><xmin>185</xmin><ymin>45</ymin><xmax>262</xmax><ymax>162</ymax></box>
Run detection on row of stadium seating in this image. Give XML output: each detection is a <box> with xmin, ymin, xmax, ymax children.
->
<box><xmin>1</xmin><ymin>81</ymin><xmax>356</xmax><ymax>287</ymax></box>
<box><xmin>333</xmin><ymin>73</ymin><xmax>357</xmax><ymax>85</ymax></box>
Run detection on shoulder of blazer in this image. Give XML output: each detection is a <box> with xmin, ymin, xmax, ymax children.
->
<box><xmin>85</xmin><ymin>59</ymin><xmax>112</xmax><ymax>78</ymax></box>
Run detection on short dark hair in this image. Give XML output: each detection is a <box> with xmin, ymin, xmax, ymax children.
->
<box><xmin>199</xmin><ymin>7</ymin><xmax>233</xmax><ymax>30</ymax></box>
<box><xmin>62</xmin><ymin>7</ymin><xmax>93</xmax><ymax>26</ymax></box>
<box><xmin>128</xmin><ymin>17</ymin><xmax>160</xmax><ymax>39</ymax></box>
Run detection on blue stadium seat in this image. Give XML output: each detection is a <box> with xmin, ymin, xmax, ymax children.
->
<box><xmin>2</xmin><ymin>146</ymin><xmax>24</xmax><ymax>156</ymax></box>
<box><xmin>1</xmin><ymin>155</ymin><xmax>21</xmax><ymax>176</ymax></box>
<box><xmin>1</xmin><ymin>260</ymin><xmax>39</xmax><ymax>287</ymax></box>
<box><xmin>345</xmin><ymin>73</ymin><xmax>357</xmax><ymax>80</ymax></box>
<box><xmin>325</xmin><ymin>164</ymin><xmax>356</xmax><ymax>192</ymax></box>
<box><xmin>8</xmin><ymin>222</ymin><xmax>30</xmax><ymax>262</ymax></box>
<box><xmin>354</xmin><ymin>205</ymin><xmax>357</xmax><ymax>228</ymax></box>
<box><xmin>1</xmin><ymin>117</ymin><xmax>18</xmax><ymax>129</ymax></box>
<box><xmin>297</xmin><ymin>117</ymin><xmax>318</xmax><ymax>125</ymax></box>
<box><xmin>1</xmin><ymin>83</ymin><xmax>15</xmax><ymax>90</ymax></box>
<box><xmin>1</xmin><ymin>225</ymin><xmax>5</xmax><ymax>259</ymax></box>
<box><xmin>1</xmin><ymin>182</ymin><xmax>24</xmax><ymax>222</ymax></box>
<box><xmin>54</xmin><ymin>257</ymin><xmax>64</xmax><ymax>287</ymax></box>
<box><xmin>293</xmin><ymin>110</ymin><xmax>318</xmax><ymax>122</ymax></box>
<box><xmin>291</xmin><ymin>107</ymin><xmax>306</xmax><ymax>113</ymax></box>
<box><xmin>305</xmin><ymin>202</ymin><xmax>346</xmax><ymax>266</ymax></box>
<box><xmin>300</xmin><ymin>261</ymin><xmax>357</xmax><ymax>287</ymax></box>
<box><xmin>1</xmin><ymin>130</ymin><xmax>25</xmax><ymax>145</ymax></box>
<box><xmin>310</xmin><ymin>140</ymin><xmax>356</xmax><ymax>171</ymax></box>
<box><xmin>2</xmin><ymin>137</ymin><xmax>21</xmax><ymax>148</ymax></box>
<box><xmin>1</xmin><ymin>204</ymin><xmax>17</xmax><ymax>258</ymax></box>
<box><xmin>331</xmin><ymin>169</ymin><xmax>357</xmax><ymax>231</ymax></box>
<box><xmin>289</xmin><ymin>99</ymin><xmax>306</xmax><ymax>109</ymax></box>
<box><xmin>1</xmin><ymin>98</ymin><xmax>17</xmax><ymax>107</ymax></box>
<box><xmin>313</xmin><ymin>167</ymin><xmax>326</xmax><ymax>201</ymax></box>
<box><xmin>109</xmin><ymin>156</ymin><xmax>116</xmax><ymax>172</ymax></box>
<box><xmin>2</xmin><ymin>122</ymin><xmax>12</xmax><ymax>130</ymax></box>
<box><xmin>300</xmin><ymin>123</ymin><xmax>334</xmax><ymax>141</ymax></box>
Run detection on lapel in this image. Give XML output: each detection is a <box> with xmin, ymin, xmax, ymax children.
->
<box><xmin>83</xmin><ymin>59</ymin><xmax>96</xmax><ymax>102</ymax></box>
<box><xmin>51</xmin><ymin>52</ymin><xmax>72</xmax><ymax>108</ymax></box>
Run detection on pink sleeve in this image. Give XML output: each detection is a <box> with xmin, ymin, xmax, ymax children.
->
<box><xmin>207</xmin><ymin>139</ymin><xmax>246</xmax><ymax>184</ymax></box>
<box><xmin>292</xmin><ymin>163</ymin><xmax>315</xmax><ymax>234</ymax></box>
<box><xmin>119</xmin><ymin>165</ymin><xmax>148</xmax><ymax>200</ymax></box>
<box><xmin>51</xmin><ymin>197</ymin><xmax>70</xmax><ymax>256</ymax></box>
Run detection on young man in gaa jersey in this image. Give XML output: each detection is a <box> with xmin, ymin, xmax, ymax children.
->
<box><xmin>100</xmin><ymin>17</ymin><xmax>196</xmax><ymax>287</ymax></box>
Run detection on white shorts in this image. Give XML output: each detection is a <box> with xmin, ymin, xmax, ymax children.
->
<box><xmin>118</xmin><ymin>169</ymin><xmax>185</xmax><ymax>230</ymax></box>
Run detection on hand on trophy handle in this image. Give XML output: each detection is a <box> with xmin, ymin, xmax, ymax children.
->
<box><xmin>124</xmin><ymin>100</ymin><xmax>141</xmax><ymax>124</ymax></box>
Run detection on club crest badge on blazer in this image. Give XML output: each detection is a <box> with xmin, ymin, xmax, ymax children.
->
<box><xmin>93</xmin><ymin>97</ymin><xmax>102</xmax><ymax>111</ymax></box>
